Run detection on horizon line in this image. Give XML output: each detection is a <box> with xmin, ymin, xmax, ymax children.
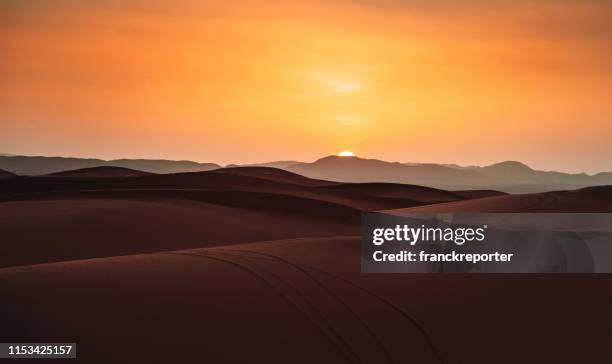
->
<box><xmin>1</xmin><ymin>152</ymin><xmax>608</xmax><ymax>176</ymax></box>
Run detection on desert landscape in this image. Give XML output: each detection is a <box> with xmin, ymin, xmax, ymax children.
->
<box><xmin>2</xmin><ymin>0</ymin><xmax>611</xmax><ymax>362</ymax></box>
<box><xmin>1</xmin><ymin>162</ymin><xmax>611</xmax><ymax>363</ymax></box>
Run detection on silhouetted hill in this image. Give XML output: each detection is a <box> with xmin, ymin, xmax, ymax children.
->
<box><xmin>3</xmin><ymin>166</ymin><xmax>476</xmax><ymax>267</ymax></box>
<box><xmin>386</xmin><ymin>187</ymin><xmax>612</xmax><ymax>213</ymax></box>
<box><xmin>0</xmin><ymin>155</ymin><xmax>220</xmax><ymax>175</ymax></box>
<box><xmin>0</xmin><ymin>167</ymin><xmax>445</xmax><ymax>214</ymax></box>
<box><xmin>212</xmin><ymin>167</ymin><xmax>338</xmax><ymax>187</ymax></box>
<box><xmin>288</xmin><ymin>155</ymin><xmax>485</xmax><ymax>187</ymax></box>
<box><xmin>4</xmin><ymin>154</ymin><xmax>612</xmax><ymax>192</ymax></box>
<box><xmin>284</xmin><ymin>155</ymin><xmax>611</xmax><ymax>193</ymax></box>
<box><xmin>481</xmin><ymin>161</ymin><xmax>533</xmax><ymax>178</ymax></box>
<box><xmin>594</xmin><ymin>172</ymin><xmax>612</xmax><ymax>184</ymax></box>
<box><xmin>567</xmin><ymin>185</ymin><xmax>612</xmax><ymax>203</ymax></box>
<box><xmin>0</xmin><ymin>168</ymin><xmax>16</xmax><ymax>179</ymax></box>
<box><xmin>3</xmin><ymin>165</ymin><xmax>608</xmax><ymax>268</ymax></box>
<box><xmin>452</xmin><ymin>190</ymin><xmax>508</xmax><ymax>199</ymax></box>
<box><xmin>240</xmin><ymin>160</ymin><xmax>302</xmax><ymax>169</ymax></box>
<box><xmin>316</xmin><ymin>182</ymin><xmax>464</xmax><ymax>203</ymax></box>
<box><xmin>48</xmin><ymin>166</ymin><xmax>152</xmax><ymax>178</ymax></box>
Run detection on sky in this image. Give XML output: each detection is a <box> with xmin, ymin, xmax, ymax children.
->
<box><xmin>1</xmin><ymin>0</ymin><xmax>611</xmax><ymax>173</ymax></box>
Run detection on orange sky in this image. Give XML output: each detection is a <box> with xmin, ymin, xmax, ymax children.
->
<box><xmin>1</xmin><ymin>0</ymin><xmax>611</xmax><ymax>173</ymax></box>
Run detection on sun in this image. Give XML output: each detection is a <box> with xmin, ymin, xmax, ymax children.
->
<box><xmin>337</xmin><ymin>151</ymin><xmax>355</xmax><ymax>157</ymax></box>
<box><xmin>331</xmin><ymin>79</ymin><xmax>361</xmax><ymax>93</ymax></box>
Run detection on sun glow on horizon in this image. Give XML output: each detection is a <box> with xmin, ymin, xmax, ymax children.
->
<box><xmin>330</xmin><ymin>79</ymin><xmax>361</xmax><ymax>93</ymax></box>
<box><xmin>337</xmin><ymin>151</ymin><xmax>355</xmax><ymax>157</ymax></box>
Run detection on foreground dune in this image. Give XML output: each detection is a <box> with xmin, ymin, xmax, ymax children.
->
<box><xmin>1</xmin><ymin>236</ymin><xmax>609</xmax><ymax>363</ymax></box>
<box><xmin>0</xmin><ymin>195</ymin><xmax>358</xmax><ymax>268</ymax></box>
<box><xmin>1</xmin><ymin>167</ymin><xmax>611</xmax><ymax>363</ymax></box>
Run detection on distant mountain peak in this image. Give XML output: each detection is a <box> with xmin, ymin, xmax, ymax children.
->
<box><xmin>312</xmin><ymin>155</ymin><xmax>367</xmax><ymax>164</ymax></box>
<box><xmin>314</xmin><ymin>155</ymin><xmax>360</xmax><ymax>163</ymax></box>
<box><xmin>486</xmin><ymin>161</ymin><xmax>532</xmax><ymax>171</ymax></box>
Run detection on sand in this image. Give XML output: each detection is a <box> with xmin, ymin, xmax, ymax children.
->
<box><xmin>1</xmin><ymin>166</ymin><xmax>611</xmax><ymax>363</ymax></box>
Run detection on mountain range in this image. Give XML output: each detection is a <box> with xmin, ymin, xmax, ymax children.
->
<box><xmin>281</xmin><ymin>156</ymin><xmax>612</xmax><ymax>193</ymax></box>
<box><xmin>0</xmin><ymin>155</ymin><xmax>220</xmax><ymax>175</ymax></box>
<box><xmin>1</xmin><ymin>154</ymin><xmax>611</xmax><ymax>192</ymax></box>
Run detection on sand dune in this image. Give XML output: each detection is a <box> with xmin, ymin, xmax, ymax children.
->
<box><xmin>213</xmin><ymin>166</ymin><xmax>337</xmax><ymax>187</ymax></box>
<box><xmin>0</xmin><ymin>167</ymin><xmax>434</xmax><ymax>268</ymax></box>
<box><xmin>1</xmin><ymin>236</ymin><xmax>609</xmax><ymax>363</ymax></box>
<box><xmin>317</xmin><ymin>182</ymin><xmax>465</xmax><ymax>203</ymax></box>
<box><xmin>0</xmin><ymin>171</ymin><xmax>423</xmax><ymax>212</ymax></box>
<box><xmin>0</xmin><ymin>166</ymin><xmax>497</xmax><ymax>212</ymax></box>
<box><xmin>1</xmin><ymin>166</ymin><xmax>611</xmax><ymax>363</ymax></box>
<box><xmin>451</xmin><ymin>190</ymin><xmax>508</xmax><ymax>199</ymax></box>
<box><xmin>566</xmin><ymin>185</ymin><xmax>612</xmax><ymax>203</ymax></box>
<box><xmin>385</xmin><ymin>190</ymin><xmax>612</xmax><ymax>213</ymax></box>
<box><xmin>1</xmin><ymin>168</ymin><xmax>608</xmax><ymax>270</ymax></box>
<box><xmin>48</xmin><ymin>166</ymin><xmax>152</xmax><ymax>178</ymax></box>
<box><xmin>0</xmin><ymin>168</ymin><xmax>16</xmax><ymax>179</ymax></box>
<box><xmin>0</xmin><ymin>195</ymin><xmax>358</xmax><ymax>268</ymax></box>
<box><xmin>0</xmin><ymin>167</ymin><xmax>418</xmax><ymax>267</ymax></box>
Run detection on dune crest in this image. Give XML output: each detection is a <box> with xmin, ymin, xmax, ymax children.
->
<box><xmin>48</xmin><ymin>166</ymin><xmax>152</xmax><ymax>178</ymax></box>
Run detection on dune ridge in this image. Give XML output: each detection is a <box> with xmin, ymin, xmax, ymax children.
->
<box><xmin>1</xmin><ymin>236</ymin><xmax>610</xmax><ymax>363</ymax></box>
<box><xmin>48</xmin><ymin>166</ymin><xmax>152</xmax><ymax>178</ymax></box>
<box><xmin>0</xmin><ymin>168</ymin><xmax>16</xmax><ymax>179</ymax></box>
<box><xmin>1</xmin><ymin>166</ymin><xmax>610</xmax><ymax>269</ymax></box>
